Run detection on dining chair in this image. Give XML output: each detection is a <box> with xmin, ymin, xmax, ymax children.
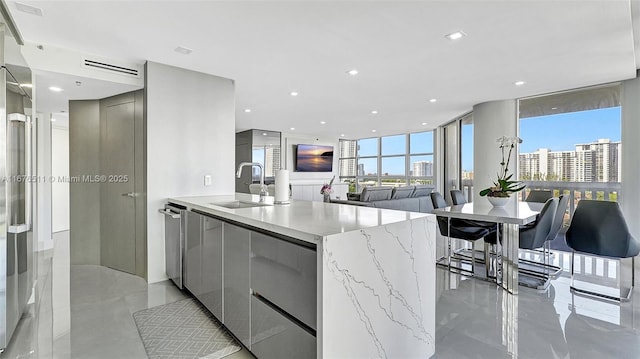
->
<box><xmin>566</xmin><ymin>200</ymin><xmax>640</xmax><ymax>301</ymax></box>
<box><xmin>519</xmin><ymin>195</ymin><xmax>567</xmax><ymax>277</ymax></box>
<box><xmin>525</xmin><ymin>189</ymin><xmax>553</xmax><ymax>203</ymax></box>
<box><xmin>431</xmin><ymin>192</ymin><xmax>497</xmax><ymax>277</ymax></box>
<box><xmin>450</xmin><ymin>189</ymin><xmax>467</xmax><ymax>205</ymax></box>
<box><xmin>516</xmin><ymin>198</ymin><xmax>558</xmax><ymax>283</ymax></box>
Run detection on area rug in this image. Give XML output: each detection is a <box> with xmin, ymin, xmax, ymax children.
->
<box><xmin>133</xmin><ymin>298</ymin><xmax>241</xmax><ymax>359</ymax></box>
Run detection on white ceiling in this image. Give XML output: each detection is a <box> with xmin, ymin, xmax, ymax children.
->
<box><xmin>7</xmin><ymin>1</ymin><xmax>640</xmax><ymax>139</ymax></box>
<box><xmin>34</xmin><ymin>70</ymin><xmax>141</xmax><ymax>115</ymax></box>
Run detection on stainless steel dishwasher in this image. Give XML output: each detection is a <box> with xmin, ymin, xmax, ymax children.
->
<box><xmin>158</xmin><ymin>203</ymin><xmax>186</xmax><ymax>289</ymax></box>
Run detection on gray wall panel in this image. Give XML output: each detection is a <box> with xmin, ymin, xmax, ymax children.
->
<box><xmin>69</xmin><ymin>100</ymin><xmax>101</xmax><ymax>264</ymax></box>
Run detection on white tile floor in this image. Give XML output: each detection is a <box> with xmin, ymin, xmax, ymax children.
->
<box><xmin>1</xmin><ymin>231</ymin><xmax>639</xmax><ymax>358</ymax></box>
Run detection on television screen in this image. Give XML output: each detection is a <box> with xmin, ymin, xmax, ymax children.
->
<box><xmin>295</xmin><ymin>144</ymin><xmax>334</xmax><ymax>172</ymax></box>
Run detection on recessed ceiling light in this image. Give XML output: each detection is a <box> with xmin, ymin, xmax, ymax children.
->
<box><xmin>445</xmin><ymin>31</ymin><xmax>466</xmax><ymax>41</ymax></box>
<box><xmin>49</xmin><ymin>86</ymin><xmax>63</xmax><ymax>92</ymax></box>
<box><xmin>290</xmin><ymin>127</ymin><xmax>295</xmax><ymax>131</ymax></box>
<box><xmin>514</xmin><ymin>81</ymin><xmax>526</xmax><ymax>86</ymax></box>
<box><xmin>244</xmin><ymin>109</ymin><xmax>251</xmax><ymax>113</ymax></box>
<box><xmin>340</xmin><ymin>134</ymin><xmax>345</xmax><ymax>137</ymax></box>
<box><xmin>429</xmin><ymin>98</ymin><xmax>437</xmax><ymax>103</ymax></box>
<box><xmin>290</xmin><ymin>91</ymin><xmax>299</xmax><ymax>96</ymax></box>
<box><xmin>19</xmin><ymin>84</ymin><xmax>32</xmax><ymax>88</ymax></box>
<box><xmin>371</xmin><ymin>129</ymin><xmax>377</xmax><ymax>133</ymax></box>
<box><xmin>551</xmin><ymin>107</ymin><xmax>558</xmax><ymax>110</ymax></box>
<box><xmin>262</xmin><ymin>132</ymin><xmax>267</xmax><ymax>136</ymax></box>
<box><xmin>346</xmin><ymin>69</ymin><xmax>359</xmax><ymax>76</ymax></box>
<box><xmin>50</xmin><ymin>118</ymin><xmax>56</xmax><ymax>122</ymax></box>
<box><xmin>371</xmin><ymin>110</ymin><xmax>378</xmax><ymax>115</ymax></box>
<box><xmin>422</xmin><ymin>122</ymin><xmax>428</xmax><ymax>126</ymax></box>
<box><xmin>174</xmin><ymin>46</ymin><xmax>193</xmax><ymax>55</ymax></box>
<box><xmin>75</xmin><ymin>81</ymin><xmax>82</xmax><ymax>86</ymax></box>
<box><xmin>15</xmin><ymin>2</ymin><xmax>43</xmax><ymax>16</ymax></box>
<box><xmin>320</xmin><ymin>121</ymin><xmax>326</xmax><ymax>125</ymax></box>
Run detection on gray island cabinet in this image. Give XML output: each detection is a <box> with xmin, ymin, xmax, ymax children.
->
<box><xmin>169</xmin><ymin>194</ymin><xmax>437</xmax><ymax>359</ymax></box>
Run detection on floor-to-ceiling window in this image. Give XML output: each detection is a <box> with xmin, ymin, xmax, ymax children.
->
<box><xmin>409</xmin><ymin>131</ymin><xmax>434</xmax><ymax>186</ymax></box>
<box><xmin>518</xmin><ymin>83</ymin><xmax>622</xmax><ymax>218</ymax></box>
<box><xmin>460</xmin><ymin>114</ymin><xmax>474</xmax><ymax>202</ymax></box>
<box><xmin>440</xmin><ymin>113</ymin><xmax>475</xmax><ymax>203</ymax></box>
<box><xmin>338</xmin><ymin>130</ymin><xmax>435</xmax><ymax>192</ymax></box>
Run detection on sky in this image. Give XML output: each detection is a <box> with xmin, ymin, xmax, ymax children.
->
<box><xmin>298</xmin><ymin>144</ymin><xmax>333</xmax><ymax>156</ymax></box>
<box><xmin>354</xmin><ymin>107</ymin><xmax>621</xmax><ymax>175</ymax></box>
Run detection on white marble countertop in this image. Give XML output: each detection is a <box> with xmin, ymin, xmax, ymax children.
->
<box><xmin>432</xmin><ymin>201</ymin><xmax>542</xmax><ymax>225</ymax></box>
<box><xmin>168</xmin><ymin>193</ymin><xmax>431</xmax><ymax>244</ymax></box>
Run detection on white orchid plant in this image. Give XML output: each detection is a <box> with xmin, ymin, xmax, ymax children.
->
<box><xmin>479</xmin><ymin>136</ymin><xmax>526</xmax><ymax>198</ymax></box>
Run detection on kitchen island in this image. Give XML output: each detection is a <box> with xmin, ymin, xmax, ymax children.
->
<box><xmin>167</xmin><ymin>193</ymin><xmax>437</xmax><ymax>359</ymax></box>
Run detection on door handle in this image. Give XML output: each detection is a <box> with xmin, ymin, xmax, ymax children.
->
<box><xmin>158</xmin><ymin>209</ymin><xmax>181</xmax><ymax>219</ymax></box>
<box><xmin>122</xmin><ymin>192</ymin><xmax>137</xmax><ymax>198</ymax></box>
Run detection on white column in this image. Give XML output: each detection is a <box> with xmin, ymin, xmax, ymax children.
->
<box><xmin>472</xmin><ymin>100</ymin><xmax>518</xmax><ymax>203</ymax></box>
<box><xmin>621</xmin><ymin>74</ymin><xmax>640</xmax><ymax>294</ymax></box>
<box><xmin>621</xmin><ymin>75</ymin><xmax>640</xmax><ymax>239</ymax></box>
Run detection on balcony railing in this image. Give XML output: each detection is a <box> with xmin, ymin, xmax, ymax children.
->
<box><xmin>461</xmin><ymin>179</ymin><xmax>621</xmax><ymax>222</ymax></box>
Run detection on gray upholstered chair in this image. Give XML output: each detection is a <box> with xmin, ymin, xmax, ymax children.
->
<box><xmin>431</xmin><ymin>192</ymin><xmax>496</xmax><ymax>277</ymax></box>
<box><xmin>450</xmin><ymin>190</ymin><xmax>467</xmax><ymax>205</ymax></box>
<box><xmin>546</xmin><ymin>195</ymin><xmax>569</xmax><ymax>242</ymax></box>
<box><xmin>521</xmin><ymin>194</ymin><xmax>568</xmax><ymax>276</ymax></box>
<box><xmin>525</xmin><ymin>189</ymin><xmax>553</xmax><ymax>203</ymax></box>
<box><xmin>512</xmin><ymin>198</ymin><xmax>558</xmax><ymax>284</ymax></box>
<box><xmin>566</xmin><ymin>200</ymin><xmax>640</xmax><ymax>301</ymax></box>
<box><xmin>519</xmin><ymin>197</ymin><xmax>558</xmax><ymax>251</ymax></box>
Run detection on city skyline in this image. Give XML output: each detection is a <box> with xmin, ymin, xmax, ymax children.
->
<box><xmin>520</xmin><ymin>139</ymin><xmax>621</xmax><ymax>182</ymax></box>
<box><xmin>462</xmin><ymin>106</ymin><xmax>621</xmax><ymax>172</ymax></box>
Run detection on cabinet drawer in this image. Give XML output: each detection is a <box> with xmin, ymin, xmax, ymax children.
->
<box><xmin>251</xmin><ymin>232</ymin><xmax>317</xmax><ymax>330</ymax></box>
<box><xmin>251</xmin><ymin>296</ymin><xmax>316</xmax><ymax>359</ymax></box>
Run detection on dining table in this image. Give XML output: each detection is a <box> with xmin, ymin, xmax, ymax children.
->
<box><xmin>433</xmin><ymin>200</ymin><xmax>543</xmax><ymax>295</ymax></box>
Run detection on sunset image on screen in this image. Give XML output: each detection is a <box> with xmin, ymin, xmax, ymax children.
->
<box><xmin>296</xmin><ymin>145</ymin><xmax>333</xmax><ymax>172</ymax></box>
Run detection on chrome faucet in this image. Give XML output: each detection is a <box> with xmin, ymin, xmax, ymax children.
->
<box><xmin>236</xmin><ymin>162</ymin><xmax>268</xmax><ymax>202</ymax></box>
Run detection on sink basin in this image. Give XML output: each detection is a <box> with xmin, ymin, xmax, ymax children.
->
<box><xmin>209</xmin><ymin>200</ymin><xmax>271</xmax><ymax>209</ymax></box>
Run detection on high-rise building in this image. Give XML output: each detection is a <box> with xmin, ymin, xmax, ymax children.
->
<box><xmin>264</xmin><ymin>146</ymin><xmax>281</xmax><ymax>177</ymax></box>
<box><xmin>339</xmin><ymin>140</ymin><xmax>357</xmax><ymax>177</ymax></box>
<box><xmin>575</xmin><ymin>139</ymin><xmax>620</xmax><ymax>182</ymax></box>
<box><xmin>519</xmin><ymin>139</ymin><xmax>621</xmax><ymax>182</ymax></box>
<box><xmin>413</xmin><ymin>161</ymin><xmax>433</xmax><ymax>177</ymax></box>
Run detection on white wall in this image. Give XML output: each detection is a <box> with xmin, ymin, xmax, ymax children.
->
<box><xmin>281</xmin><ymin>132</ymin><xmax>339</xmax><ymax>184</ymax></box>
<box><xmin>146</xmin><ymin>61</ymin><xmax>235</xmax><ymax>283</ymax></box>
<box><xmin>472</xmin><ymin>100</ymin><xmax>518</xmax><ymax>204</ymax></box>
<box><xmin>51</xmin><ymin>125</ymin><xmax>69</xmax><ymax>232</ymax></box>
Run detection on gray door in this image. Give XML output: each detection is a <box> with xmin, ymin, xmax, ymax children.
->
<box><xmin>100</xmin><ymin>93</ymin><xmax>138</xmax><ymax>274</ymax></box>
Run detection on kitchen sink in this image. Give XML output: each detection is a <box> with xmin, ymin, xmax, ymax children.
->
<box><xmin>209</xmin><ymin>200</ymin><xmax>271</xmax><ymax>209</ymax></box>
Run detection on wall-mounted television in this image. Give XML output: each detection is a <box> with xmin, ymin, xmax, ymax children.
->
<box><xmin>295</xmin><ymin>144</ymin><xmax>334</xmax><ymax>172</ymax></box>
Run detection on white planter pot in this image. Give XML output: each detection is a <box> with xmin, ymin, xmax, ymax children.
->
<box><xmin>487</xmin><ymin>196</ymin><xmax>509</xmax><ymax>207</ymax></box>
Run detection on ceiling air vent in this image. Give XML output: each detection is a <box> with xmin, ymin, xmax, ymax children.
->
<box><xmin>82</xmin><ymin>59</ymin><xmax>140</xmax><ymax>77</ymax></box>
